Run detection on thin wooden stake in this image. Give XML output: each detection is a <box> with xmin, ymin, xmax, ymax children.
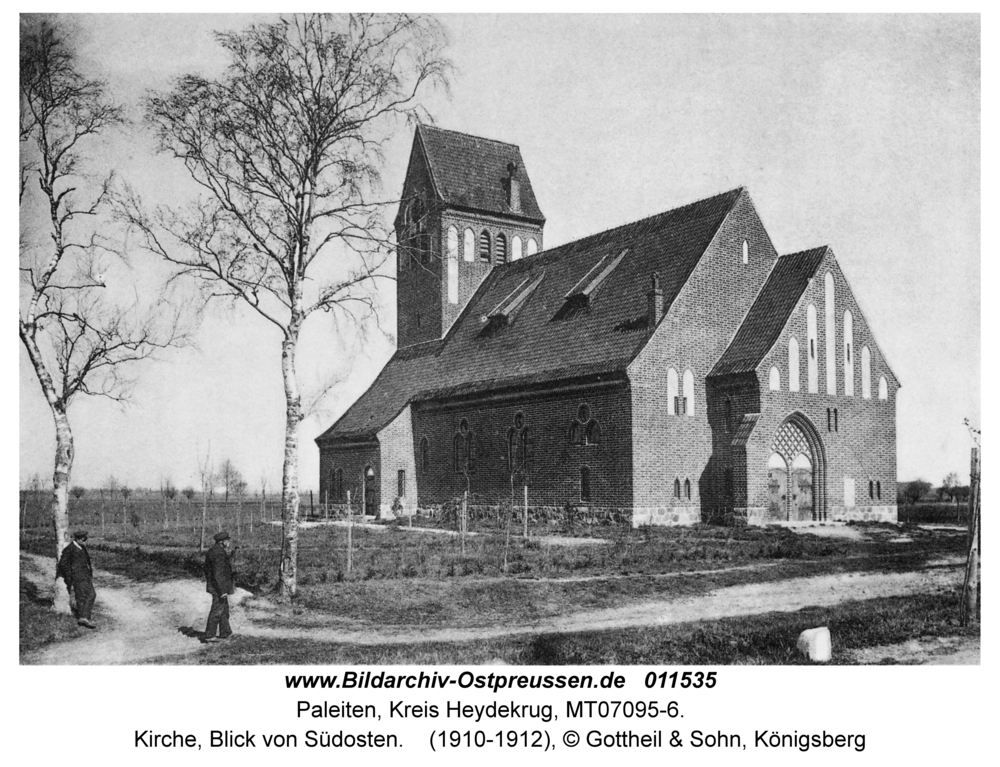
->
<box><xmin>346</xmin><ymin>490</ymin><xmax>353</xmax><ymax>574</ymax></box>
<box><xmin>461</xmin><ymin>490</ymin><xmax>468</xmax><ymax>557</ymax></box>
<box><xmin>961</xmin><ymin>447</ymin><xmax>981</xmax><ymax>626</ymax></box>
<box><xmin>523</xmin><ymin>483</ymin><xmax>529</xmax><ymax>540</ymax></box>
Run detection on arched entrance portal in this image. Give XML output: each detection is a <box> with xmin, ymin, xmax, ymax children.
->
<box><xmin>767</xmin><ymin>416</ymin><xmax>824</xmax><ymax>521</ymax></box>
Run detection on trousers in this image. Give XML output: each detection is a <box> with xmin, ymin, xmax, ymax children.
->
<box><xmin>71</xmin><ymin>580</ymin><xmax>96</xmax><ymax>621</ymax></box>
<box><xmin>205</xmin><ymin>593</ymin><xmax>232</xmax><ymax>638</ymax></box>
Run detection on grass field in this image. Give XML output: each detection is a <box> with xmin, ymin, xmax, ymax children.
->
<box><xmin>21</xmin><ymin>517</ymin><xmax>967</xmax><ymax>626</ymax></box>
<box><xmin>21</xmin><ymin>492</ymin><xmax>975</xmax><ymax>664</ymax></box>
<box><xmin>149</xmin><ymin>590</ymin><xmax>974</xmax><ymax>666</ymax></box>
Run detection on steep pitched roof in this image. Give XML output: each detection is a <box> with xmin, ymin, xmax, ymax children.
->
<box><xmin>316</xmin><ymin>342</ymin><xmax>441</xmax><ymax>442</ymax></box>
<box><xmin>319</xmin><ymin>188</ymin><xmax>743</xmax><ymax>442</ymax></box>
<box><xmin>416</xmin><ymin>124</ymin><xmax>545</xmax><ymax>222</ymax></box>
<box><xmin>710</xmin><ymin>247</ymin><xmax>828</xmax><ymax>377</ymax></box>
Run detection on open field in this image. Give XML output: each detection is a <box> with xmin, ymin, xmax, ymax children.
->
<box><xmin>21</xmin><ymin>509</ymin><xmax>976</xmax><ymax>665</ymax></box>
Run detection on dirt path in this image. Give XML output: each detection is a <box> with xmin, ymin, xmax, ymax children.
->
<box><xmin>21</xmin><ymin>551</ymin><xmax>971</xmax><ymax>664</ymax></box>
<box><xmin>21</xmin><ymin>554</ymin><xmax>218</xmax><ymax>665</ymax></box>
<box><xmin>239</xmin><ymin>559</ymin><xmax>965</xmax><ymax>645</ymax></box>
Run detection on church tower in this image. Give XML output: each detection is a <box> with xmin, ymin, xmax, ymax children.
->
<box><xmin>395</xmin><ymin>125</ymin><xmax>546</xmax><ymax>348</ymax></box>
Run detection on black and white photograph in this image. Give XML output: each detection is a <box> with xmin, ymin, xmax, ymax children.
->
<box><xmin>18</xmin><ymin>10</ymin><xmax>981</xmax><ymax>679</ymax></box>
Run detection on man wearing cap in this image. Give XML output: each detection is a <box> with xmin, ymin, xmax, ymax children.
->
<box><xmin>203</xmin><ymin>531</ymin><xmax>235</xmax><ymax>642</ymax></box>
<box><xmin>57</xmin><ymin>531</ymin><xmax>97</xmax><ymax>629</ymax></box>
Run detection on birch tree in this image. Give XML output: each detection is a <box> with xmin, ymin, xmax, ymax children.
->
<box><xmin>119</xmin><ymin>13</ymin><xmax>450</xmax><ymax>598</ymax></box>
<box><xmin>20</xmin><ymin>18</ymin><xmax>183</xmax><ymax>610</ymax></box>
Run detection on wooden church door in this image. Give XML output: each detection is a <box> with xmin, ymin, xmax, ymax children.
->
<box><xmin>767</xmin><ymin>453</ymin><xmax>788</xmax><ymax>521</ymax></box>
<box><xmin>790</xmin><ymin>454</ymin><xmax>814</xmax><ymax>522</ymax></box>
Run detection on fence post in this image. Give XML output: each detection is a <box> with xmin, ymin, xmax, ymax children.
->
<box><xmin>346</xmin><ymin>490</ymin><xmax>353</xmax><ymax>574</ymax></box>
<box><xmin>523</xmin><ymin>483</ymin><xmax>529</xmax><ymax>540</ymax></box>
<box><xmin>461</xmin><ymin>490</ymin><xmax>468</xmax><ymax>557</ymax></box>
<box><xmin>961</xmin><ymin>447</ymin><xmax>981</xmax><ymax>626</ymax></box>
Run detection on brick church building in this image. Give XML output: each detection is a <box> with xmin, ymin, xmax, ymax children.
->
<box><xmin>316</xmin><ymin>125</ymin><xmax>899</xmax><ymax>525</ymax></box>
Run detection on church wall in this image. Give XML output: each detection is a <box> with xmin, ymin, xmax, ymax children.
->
<box><xmin>410</xmin><ymin>382</ymin><xmax>632</xmax><ymax>517</ymax></box>
<box><xmin>746</xmin><ymin>250</ymin><xmax>898</xmax><ymax>522</ymax></box>
<box><xmin>318</xmin><ymin>441</ymin><xmax>380</xmax><ymax>515</ymax></box>
<box><xmin>704</xmin><ymin>374</ymin><xmax>762</xmax><ymax>522</ymax></box>
<box><xmin>628</xmin><ymin>191</ymin><xmax>778</xmax><ymax>525</ymax></box>
<box><xmin>377</xmin><ymin>406</ymin><xmax>417</xmax><ymax>518</ymax></box>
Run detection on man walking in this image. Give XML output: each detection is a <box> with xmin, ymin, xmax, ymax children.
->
<box><xmin>57</xmin><ymin>530</ymin><xmax>97</xmax><ymax>629</ymax></box>
<box><xmin>203</xmin><ymin>531</ymin><xmax>235</xmax><ymax>643</ymax></box>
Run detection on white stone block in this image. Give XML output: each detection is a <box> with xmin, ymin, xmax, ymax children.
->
<box><xmin>796</xmin><ymin>627</ymin><xmax>832</xmax><ymax>662</ymax></box>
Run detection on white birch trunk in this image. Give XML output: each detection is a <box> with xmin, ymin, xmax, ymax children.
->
<box><xmin>278</xmin><ymin>325</ymin><xmax>303</xmax><ymax>598</ymax></box>
<box><xmin>20</xmin><ymin>329</ymin><xmax>73</xmax><ymax>613</ymax></box>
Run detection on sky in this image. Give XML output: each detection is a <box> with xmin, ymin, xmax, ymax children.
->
<box><xmin>17</xmin><ymin>13</ymin><xmax>981</xmax><ymax>491</ymax></box>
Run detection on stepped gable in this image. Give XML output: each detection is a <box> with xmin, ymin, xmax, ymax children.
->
<box><xmin>710</xmin><ymin>246</ymin><xmax>828</xmax><ymax>377</ymax></box>
<box><xmin>320</xmin><ymin>187</ymin><xmax>743</xmax><ymax>441</ymax></box>
<box><xmin>417</xmin><ymin>124</ymin><xmax>545</xmax><ymax>221</ymax></box>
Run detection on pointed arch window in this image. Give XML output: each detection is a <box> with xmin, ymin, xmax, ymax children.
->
<box><xmin>861</xmin><ymin>346</ymin><xmax>872</xmax><ymax>399</ymax></box>
<box><xmin>876</xmin><ymin>480</ymin><xmax>882</xmax><ymax>500</ymax></box>
<box><xmin>526</xmin><ymin>238</ymin><xmax>538</xmax><ymax>256</ymax></box>
<box><xmin>585</xmin><ymin>420</ymin><xmax>601</xmax><ymax>445</ymax></box>
<box><xmin>742</xmin><ymin>240</ymin><xmax>749</xmax><ymax>265</ymax></box>
<box><xmin>878</xmin><ymin>376</ymin><xmax>888</xmax><ymax>400</ymax></box>
<box><xmin>769</xmin><ymin>366</ymin><xmax>781</xmax><ymax>391</ymax></box>
<box><xmin>788</xmin><ymin>337</ymin><xmax>800</xmax><ymax>392</ymax></box>
<box><xmin>454</xmin><ymin>419</ymin><xmax>476</xmax><ymax>474</ymax></box>
<box><xmin>507</xmin><ymin>412</ymin><xmax>532</xmax><ymax>474</ymax></box>
<box><xmin>724</xmin><ymin>398</ymin><xmax>733</xmax><ymax>433</ymax></box>
<box><xmin>825</xmin><ymin>272</ymin><xmax>836</xmax><ymax>395</ymax></box>
<box><xmin>420</xmin><ymin>437</ymin><xmax>429</xmax><ymax>475</ymax></box>
<box><xmin>844</xmin><ymin>309</ymin><xmax>855</xmax><ymax>396</ymax></box>
<box><xmin>479</xmin><ymin>230</ymin><xmax>492</xmax><ymax>263</ymax></box>
<box><xmin>684</xmin><ymin>478</ymin><xmax>692</xmax><ymax>500</ymax></box>
<box><xmin>447</xmin><ymin>226</ymin><xmax>459</xmax><ymax>305</ymax></box>
<box><xmin>807</xmin><ymin>303</ymin><xmax>818</xmax><ymax>393</ymax></box>
<box><xmin>827</xmin><ymin>407</ymin><xmax>832</xmax><ymax>432</ymax></box>
<box><xmin>673</xmin><ymin>478</ymin><xmax>681</xmax><ymax>498</ymax></box>
<box><xmin>683</xmin><ymin>369</ymin><xmax>695</xmax><ymax>417</ymax></box>
<box><xmin>570</xmin><ymin>403</ymin><xmax>600</xmax><ymax>446</ymax></box>
<box><xmin>463</xmin><ymin>228</ymin><xmax>475</xmax><ymax>262</ymax></box>
<box><xmin>496</xmin><ymin>233</ymin><xmax>508</xmax><ymax>264</ymax></box>
<box><xmin>334</xmin><ymin>468</ymin><xmax>344</xmax><ymax>500</ymax></box>
<box><xmin>869</xmin><ymin>480</ymin><xmax>874</xmax><ymax>499</ymax></box>
<box><xmin>580</xmin><ymin>466</ymin><xmax>592</xmax><ymax>502</ymax></box>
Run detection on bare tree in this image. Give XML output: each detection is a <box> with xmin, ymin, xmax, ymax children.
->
<box><xmin>120</xmin><ymin>14</ymin><xmax>450</xmax><ymax>598</ymax></box>
<box><xmin>20</xmin><ymin>18</ymin><xmax>183</xmax><ymax>609</ymax></box>
<box><xmin>218</xmin><ymin>458</ymin><xmax>244</xmax><ymax>503</ymax></box>
<box><xmin>197</xmin><ymin>444</ymin><xmax>213</xmax><ymax>551</ymax></box>
<box><xmin>942</xmin><ymin>471</ymin><xmax>960</xmax><ymax>503</ymax></box>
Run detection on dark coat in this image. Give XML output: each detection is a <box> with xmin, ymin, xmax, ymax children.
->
<box><xmin>204</xmin><ymin>543</ymin><xmax>235</xmax><ymax>596</ymax></box>
<box><xmin>57</xmin><ymin>542</ymin><xmax>93</xmax><ymax>587</ymax></box>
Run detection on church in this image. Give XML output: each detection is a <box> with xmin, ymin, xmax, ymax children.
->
<box><xmin>316</xmin><ymin>125</ymin><xmax>899</xmax><ymax>526</ymax></box>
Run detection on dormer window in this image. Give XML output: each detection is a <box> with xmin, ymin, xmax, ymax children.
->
<box><xmin>553</xmin><ymin>249</ymin><xmax>628</xmax><ymax>320</ymax></box>
<box><xmin>483</xmin><ymin>273</ymin><xmax>544</xmax><ymax>333</ymax></box>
